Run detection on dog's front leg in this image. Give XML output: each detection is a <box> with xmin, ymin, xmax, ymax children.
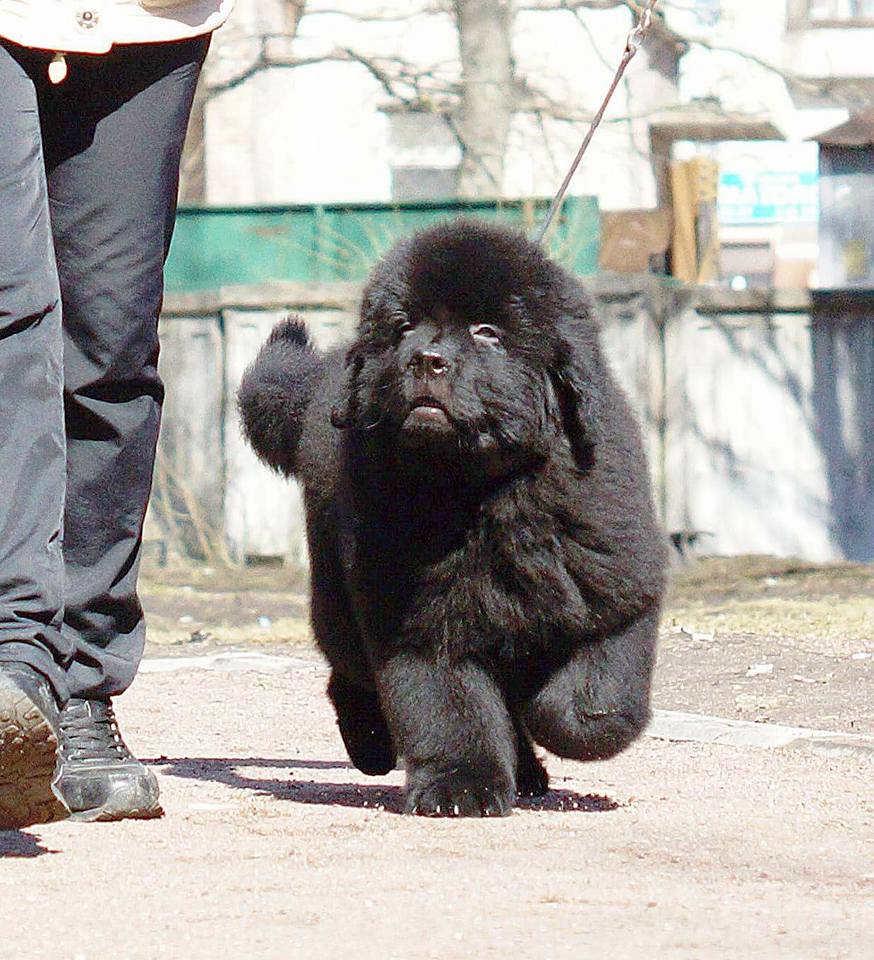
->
<box><xmin>374</xmin><ymin>652</ymin><xmax>517</xmax><ymax>817</ymax></box>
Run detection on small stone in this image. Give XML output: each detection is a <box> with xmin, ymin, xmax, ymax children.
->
<box><xmin>746</xmin><ymin>663</ymin><xmax>773</xmax><ymax>677</ymax></box>
<box><xmin>735</xmin><ymin>693</ymin><xmax>759</xmax><ymax>711</ymax></box>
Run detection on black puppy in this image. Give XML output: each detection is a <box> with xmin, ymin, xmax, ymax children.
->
<box><xmin>238</xmin><ymin>219</ymin><xmax>667</xmax><ymax>816</ymax></box>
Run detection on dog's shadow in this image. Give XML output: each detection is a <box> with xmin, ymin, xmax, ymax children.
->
<box><xmin>148</xmin><ymin>756</ymin><xmax>620</xmax><ymax>815</ymax></box>
<box><xmin>0</xmin><ymin>830</ymin><xmax>58</xmax><ymax>859</ymax></box>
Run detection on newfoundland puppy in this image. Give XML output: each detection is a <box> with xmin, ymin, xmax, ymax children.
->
<box><xmin>238</xmin><ymin>219</ymin><xmax>667</xmax><ymax>817</ymax></box>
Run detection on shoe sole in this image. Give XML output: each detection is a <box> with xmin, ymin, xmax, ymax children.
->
<box><xmin>67</xmin><ymin>803</ymin><xmax>164</xmax><ymax>823</ymax></box>
<box><xmin>65</xmin><ymin>783</ymin><xmax>164</xmax><ymax>823</ymax></box>
<box><xmin>0</xmin><ymin>675</ymin><xmax>69</xmax><ymax>829</ymax></box>
<box><xmin>57</xmin><ymin>763</ymin><xmax>164</xmax><ymax>823</ymax></box>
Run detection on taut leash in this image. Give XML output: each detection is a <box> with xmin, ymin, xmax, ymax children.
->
<box><xmin>533</xmin><ymin>0</ymin><xmax>660</xmax><ymax>245</ymax></box>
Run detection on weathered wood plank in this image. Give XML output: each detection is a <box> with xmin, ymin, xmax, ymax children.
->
<box><xmin>155</xmin><ymin>283</ymin><xmax>874</xmax><ymax>564</ymax></box>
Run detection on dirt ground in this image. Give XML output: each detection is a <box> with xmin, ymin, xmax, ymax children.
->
<box><xmin>139</xmin><ymin>553</ymin><xmax>874</xmax><ymax>734</ymax></box>
<box><xmin>1</xmin><ymin>555</ymin><xmax>872</xmax><ymax>960</ymax></box>
<box><xmin>1</xmin><ymin>659</ymin><xmax>872</xmax><ymax>960</ymax></box>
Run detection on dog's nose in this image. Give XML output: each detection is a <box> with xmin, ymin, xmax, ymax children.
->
<box><xmin>409</xmin><ymin>348</ymin><xmax>449</xmax><ymax>379</ymax></box>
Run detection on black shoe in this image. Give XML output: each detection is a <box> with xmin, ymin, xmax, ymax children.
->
<box><xmin>0</xmin><ymin>662</ymin><xmax>69</xmax><ymax>829</ymax></box>
<box><xmin>54</xmin><ymin>698</ymin><xmax>163</xmax><ymax>822</ymax></box>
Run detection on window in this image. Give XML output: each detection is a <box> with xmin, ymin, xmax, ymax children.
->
<box><xmin>720</xmin><ymin>242</ymin><xmax>775</xmax><ymax>290</ymax></box>
<box><xmin>385</xmin><ymin>110</ymin><xmax>461</xmax><ymax>201</ymax></box>
<box><xmin>391</xmin><ymin>167</ymin><xmax>459</xmax><ymax>202</ymax></box>
<box><xmin>803</xmin><ymin>0</ymin><xmax>874</xmax><ymax>24</ymax></box>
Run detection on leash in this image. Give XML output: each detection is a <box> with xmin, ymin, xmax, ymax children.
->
<box><xmin>532</xmin><ymin>0</ymin><xmax>660</xmax><ymax>245</ymax></box>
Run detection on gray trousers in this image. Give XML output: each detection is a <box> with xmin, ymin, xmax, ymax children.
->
<box><xmin>0</xmin><ymin>37</ymin><xmax>208</xmax><ymax>702</ymax></box>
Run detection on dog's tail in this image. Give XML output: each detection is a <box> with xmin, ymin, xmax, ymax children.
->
<box><xmin>237</xmin><ymin>317</ymin><xmax>325</xmax><ymax>477</ymax></box>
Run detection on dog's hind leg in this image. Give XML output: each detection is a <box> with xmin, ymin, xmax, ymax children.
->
<box><xmin>310</xmin><ymin>538</ymin><xmax>396</xmax><ymax>775</ymax></box>
<box><xmin>327</xmin><ymin>672</ymin><xmax>396</xmax><ymax>776</ymax></box>
<box><xmin>374</xmin><ymin>653</ymin><xmax>517</xmax><ymax>817</ymax></box>
<box><xmin>510</xmin><ymin>709</ymin><xmax>549</xmax><ymax>798</ymax></box>
<box><xmin>524</xmin><ymin>608</ymin><xmax>658</xmax><ymax>762</ymax></box>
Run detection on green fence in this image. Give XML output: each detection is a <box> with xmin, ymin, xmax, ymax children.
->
<box><xmin>164</xmin><ymin>196</ymin><xmax>600</xmax><ymax>292</ymax></box>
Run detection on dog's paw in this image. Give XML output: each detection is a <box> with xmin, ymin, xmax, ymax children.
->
<box><xmin>516</xmin><ymin>751</ymin><xmax>550</xmax><ymax>798</ymax></box>
<box><xmin>328</xmin><ymin>675</ymin><xmax>397</xmax><ymax>776</ymax></box>
<box><xmin>344</xmin><ymin>729</ymin><xmax>397</xmax><ymax>777</ymax></box>
<box><xmin>404</xmin><ymin>769</ymin><xmax>514</xmax><ymax>818</ymax></box>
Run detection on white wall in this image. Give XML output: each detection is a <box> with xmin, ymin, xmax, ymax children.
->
<box><xmin>204</xmin><ymin>0</ymin><xmax>675</xmax><ymax>209</ymax></box>
<box><xmin>202</xmin><ymin>2</ymin><xmax>874</xmax><ymax>212</ymax></box>
<box><xmin>665</xmin><ymin>0</ymin><xmax>873</xmax><ymax>140</ymax></box>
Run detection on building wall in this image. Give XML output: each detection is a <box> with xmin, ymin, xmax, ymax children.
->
<box><xmin>202</xmin><ymin>0</ymin><xmax>676</xmax><ymax>209</ymax></box>
<box><xmin>155</xmin><ymin>281</ymin><xmax>874</xmax><ymax>565</ymax></box>
<box><xmin>201</xmin><ymin>2</ymin><xmax>874</xmax><ymax>214</ymax></box>
<box><xmin>667</xmin><ymin>0</ymin><xmax>874</xmax><ymax>137</ymax></box>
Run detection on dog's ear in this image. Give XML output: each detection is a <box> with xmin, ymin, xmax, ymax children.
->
<box><xmin>331</xmin><ymin>270</ymin><xmax>402</xmax><ymax>430</ymax></box>
<box><xmin>546</xmin><ymin>307</ymin><xmax>604</xmax><ymax>473</ymax></box>
<box><xmin>330</xmin><ymin>346</ymin><xmax>365</xmax><ymax>430</ymax></box>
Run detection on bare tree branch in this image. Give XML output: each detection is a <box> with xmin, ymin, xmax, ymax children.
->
<box><xmin>195</xmin><ymin>0</ymin><xmax>856</xmax><ymax>207</ymax></box>
<box><xmin>303</xmin><ymin>4</ymin><xmax>449</xmax><ymax>20</ymax></box>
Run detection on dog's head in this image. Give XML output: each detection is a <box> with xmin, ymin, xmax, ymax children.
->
<box><xmin>332</xmin><ymin>219</ymin><xmax>604</xmax><ymax>481</ymax></box>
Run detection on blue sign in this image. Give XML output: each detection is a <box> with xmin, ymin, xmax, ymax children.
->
<box><xmin>719</xmin><ymin>171</ymin><xmax>819</xmax><ymax>224</ymax></box>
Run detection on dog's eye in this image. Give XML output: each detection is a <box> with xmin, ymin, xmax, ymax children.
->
<box><xmin>470</xmin><ymin>324</ymin><xmax>501</xmax><ymax>346</ymax></box>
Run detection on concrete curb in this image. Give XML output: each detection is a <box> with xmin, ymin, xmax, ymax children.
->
<box><xmin>648</xmin><ymin>709</ymin><xmax>874</xmax><ymax>758</ymax></box>
<box><xmin>140</xmin><ymin>651</ymin><xmax>307</xmax><ymax>676</ymax></box>
<box><xmin>141</xmin><ymin>652</ymin><xmax>874</xmax><ymax>759</ymax></box>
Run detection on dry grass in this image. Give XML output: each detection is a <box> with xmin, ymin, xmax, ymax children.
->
<box><xmin>141</xmin><ymin>553</ymin><xmax>874</xmax><ymax>655</ymax></box>
<box><xmin>666</xmin><ymin>555</ymin><xmax>874</xmax><ymax>652</ymax></box>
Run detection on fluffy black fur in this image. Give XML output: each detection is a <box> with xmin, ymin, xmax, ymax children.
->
<box><xmin>238</xmin><ymin>219</ymin><xmax>667</xmax><ymax>817</ymax></box>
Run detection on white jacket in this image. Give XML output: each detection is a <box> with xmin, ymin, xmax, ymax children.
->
<box><xmin>0</xmin><ymin>1</ymin><xmax>233</xmax><ymax>53</ymax></box>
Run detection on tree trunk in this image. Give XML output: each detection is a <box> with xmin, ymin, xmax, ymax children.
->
<box><xmin>454</xmin><ymin>0</ymin><xmax>515</xmax><ymax>198</ymax></box>
<box><xmin>179</xmin><ymin>80</ymin><xmax>207</xmax><ymax>203</ymax></box>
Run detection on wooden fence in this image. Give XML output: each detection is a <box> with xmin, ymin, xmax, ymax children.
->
<box><xmin>153</xmin><ymin>281</ymin><xmax>874</xmax><ymax>564</ymax></box>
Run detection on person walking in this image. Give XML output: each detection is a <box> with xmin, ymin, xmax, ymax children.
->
<box><xmin>0</xmin><ymin>0</ymin><xmax>233</xmax><ymax>828</ymax></box>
